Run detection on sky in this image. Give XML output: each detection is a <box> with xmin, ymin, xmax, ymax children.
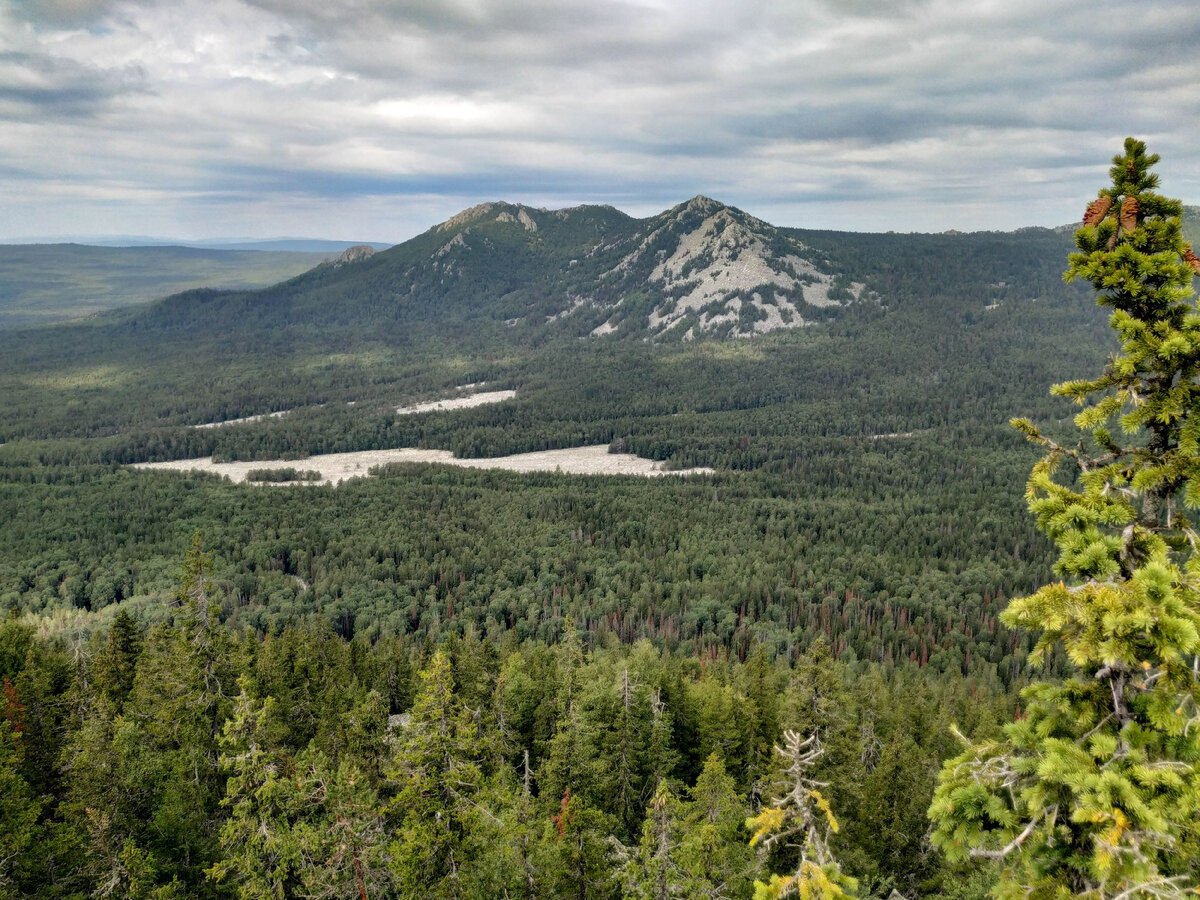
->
<box><xmin>3</xmin><ymin>0</ymin><xmax>1200</xmax><ymax>243</ymax></box>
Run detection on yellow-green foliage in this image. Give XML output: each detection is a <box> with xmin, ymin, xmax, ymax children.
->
<box><xmin>929</xmin><ymin>139</ymin><xmax>1200</xmax><ymax>899</ymax></box>
<box><xmin>748</xmin><ymin>730</ymin><xmax>858</xmax><ymax>899</ymax></box>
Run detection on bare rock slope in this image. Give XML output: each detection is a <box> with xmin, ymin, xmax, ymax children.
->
<box><xmin>392</xmin><ymin>195</ymin><xmax>873</xmax><ymax>340</ymax></box>
<box><xmin>122</xmin><ymin>196</ymin><xmax>875</xmax><ymax>342</ymax></box>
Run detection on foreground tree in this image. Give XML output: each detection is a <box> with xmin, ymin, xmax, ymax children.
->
<box><xmin>208</xmin><ymin>680</ymin><xmax>305</xmax><ymax>899</ymax></box>
<box><xmin>0</xmin><ymin>720</ymin><xmax>41</xmax><ymax>899</ymax></box>
<box><xmin>929</xmin><ymin>139</ymin><xmax>1200</xmax><ymax>897</ymax></box>
<box><xmin>387</xmin><ymin>650</ymin><xmax>492</xmax><ymax>899</ymax></box>
<box><xmin>747</xmin><ymin>729</ymin><xmax>857</xmax><ymax>899</ymax></box>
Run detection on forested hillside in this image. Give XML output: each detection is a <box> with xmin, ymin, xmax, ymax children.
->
<box><xmin>0</xmin><ymin>214</ymin><xmax>1109</xmax><ymax>685</ymax></box>
<box><xmin>0</xmin><ymin>579</ymin><xmax>1009</xmax><ymax>899</ymax></box>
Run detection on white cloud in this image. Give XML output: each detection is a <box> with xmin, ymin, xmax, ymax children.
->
<box><xmin>1</xmin><ymin>0</ymin><xmax>1199</xmax><ymax>240</ymax></box>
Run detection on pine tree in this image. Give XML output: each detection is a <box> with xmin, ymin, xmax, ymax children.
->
<box><xmin>929</xmin><ymin>138</ymin><xmax>1200</xmax><ymax>899</ymax></box>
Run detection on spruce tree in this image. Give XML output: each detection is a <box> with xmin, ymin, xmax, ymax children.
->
<box><xmin>386</xmin><ymin>650</ymin><xmax>490</xmax><ymax>899</ymax></box>
<box><xmin>0</xmin><ymin>719</ymin><xmax>41</xmax><ymax>900</ymax></box>
<box><xmin>295</xmin><ymin>753</ymin><xmax>393</xmax><ymax>900</ymax></box>
<box><xmin>929</xmin><ymin>138</ymin><xmax>1200</xmax><ymax>898</ymax></box>
<box><xmin>677</xmin><ymin>753</ymin><xmax>756</xmax><ymax>898</ymax></box>
<box><xmin>207</xmin><ymin>679</ymin><xmax>305</xmax><ymax>899</ymax></box>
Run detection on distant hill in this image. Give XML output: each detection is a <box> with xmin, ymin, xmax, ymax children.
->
<box><xmin>181</xmin><ymin>239</ymin><xmax>394</xmax><ymax>252</ymax></box>
<box><xmin>0</xmin><ymin>244</ymin><xmax>333</xmax><ymax>328</ymax></box>
<box><xmin>112</xmin><ymin>196</ymin><xmax>885</xmax><ymax>343</ymax></box>
<box><xmin>0</xmin><ymin>236</ymin><xmax>393</xmax><ymax>252</ymax></box>
<box><xmin>0</xmin><ymin>195</ymin><xmax>1109</xmax><ymax>449</ymax></box>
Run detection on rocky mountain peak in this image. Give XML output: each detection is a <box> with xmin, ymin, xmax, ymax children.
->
<box><xmin>584</xmin><ymin>198</ymin><xmax>870</xmax><ymax>339</ymax></box>
<box><xmin>391</xmin><ymin>197</ymin><xmax>873</xmax><ymax>341</ymax></box>
<box><xmin>436</xmin><ymin>202</ymin><xmax>501</xmax><ymax>232</ymax></box>
<box><xmin>331</xmin><ymin>244</ymin><xmax>376</xmax><ymax>266</ymax></box>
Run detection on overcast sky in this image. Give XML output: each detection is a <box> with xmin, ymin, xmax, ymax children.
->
<box><xmin>3</xmin><ymin>0</ymin><xmax>1199</xmax><ymax>242</ymax></box>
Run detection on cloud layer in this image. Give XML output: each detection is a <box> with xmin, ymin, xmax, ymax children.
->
<box><xmin>3</xmin><ymin>0</ymin><xmax>1199</xmax><ymax>240</ymax></box>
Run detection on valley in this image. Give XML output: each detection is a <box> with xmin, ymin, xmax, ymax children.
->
<box><xmin>0</xmin><ymin>244</ymin><xmax>334</xmax><ymax>328</ymax></box>
<box><xmin>0</xmin><ymin>196</ymin><xmax>1110</xmax><ymax>674</ymax></box>
<box><xmin>0</xmin><ymin>193</ymin><xmax>1154</xmax><ymax>899</ymax></box>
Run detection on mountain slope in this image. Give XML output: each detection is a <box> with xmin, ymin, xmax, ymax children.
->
<box><xmin>0</xmin><ymin>198</ymin><xmax>1106</xmax><ymax>447</ymax></box>
<box><xmin>587</xmin><ymin>196</ymin><xmax>868</xmax><ymax>338</ymax></box>
<box><xmin>108</xmin><ymin>197</ymin><xmax>867</xmax><ymax>342</ymax></box>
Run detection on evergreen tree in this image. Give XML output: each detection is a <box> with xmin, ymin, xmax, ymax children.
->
<box><xmin>295</xmin><ymin>753</ymin><xmax>393</xmax><ymax>900</ymax></box>
<box><xmin>539</xmin><ymin>621</ymin><xmax>590</xmax><ymax>811</ymax></box>
<box><xmin>586</xmin><ymin>665</ymin><xmax>652</xmax><ymax>838</ymax></box>
<box><xmin>743</xmin><ymin>646</ymin><xmax>782</xmax><ymax>792</ymax></box>
<box><xmin>929</xmin><ymin>138</ymin><xmax>1200</xmax><ymax>898</ymax></box>
<box><xmin>618</xmin><ymin>780</ymin><xmax>683</xmax><ymax>900</ymax></box>
<box><xmin>543</xmin><ymin>788</ymin><xmax>619</xmax><ymax>900</ymax></box>
<box><xmin>92</xmin><ymin>609</ymin><xmax>143</xmax><ymax>711</ymax></box>
<box><xmin>208</xmin><ymin>679</ymin><xmax>305</xmax><ymax>899</ymax></box>
<box><xmin>677</xmin><ymin>753</ymin><xmax>756</xmax><ymax>898</ymax></box>
<box><xmin>492</xmin><ymin>762</ymin><xmax>550</xmax><ymax>900</ymax></box>
<box><xmin>0</xmin><ymin>719</ymin><xmax>41</xmax><ymax>900</ymax></box>
<box><xmin>746</xmin><ymin>729</ymin><xmax>857</xmax><ymax>899</ymax></box>
<box><xmin>386</xmin><ymin>650</ymin><xmax>490</xmax><ymax>899</ymax></box>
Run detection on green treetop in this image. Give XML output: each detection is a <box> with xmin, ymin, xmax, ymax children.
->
<box><xmin>929</xmin><ymin>138</ymin><xmax>1200</xmax><ymax>898</ymax></box>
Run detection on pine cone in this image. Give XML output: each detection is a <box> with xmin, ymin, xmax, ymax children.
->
<box><xmin>1120</xmin><ymin>196</ymin><xmax>1139</xmax><ymax>233</ymax></box>
<box><xmin>1184</xmin><ymin>245</ymin><xmax>1200</xmax><ymax>276</ymax></box>
<box><xmin>1083</xmin><ymin>196</ymin><xmax>1112</xmax><ymax>226</ymax></box>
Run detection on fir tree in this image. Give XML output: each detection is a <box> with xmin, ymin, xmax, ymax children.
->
<box><xmin>207</xmin><ymin>678</ymin><xmax>305</xmax><ymax>899</ymax></box>
<box><xmin>929</xmin><ymin>138</ymin><xmax>1200</xmax><ymax>898</ymax></box>
<box><xmin>386</xmin><ymin>650</ymin><xmax>491</xmax><ymax>899</ymax></box>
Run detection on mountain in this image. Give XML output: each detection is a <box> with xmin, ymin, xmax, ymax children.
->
<box><xmin>111</xmin><ymin>196</ymin><xmax>872</xmax><ymax>342</ymax></box>
<box><xmin>0</xmin><ymin>191</ymin><xmax>1120</xmax><ymax>679</ymax></box>
<box><xmin>0</xmin><ymin>194</ymin><xmax>1110</xmax><ymax>448</ymax></box>
<box><xmin>580</xmin><ymin>196</ymin><xmax>870</xmax><ymax>339</ymax></box>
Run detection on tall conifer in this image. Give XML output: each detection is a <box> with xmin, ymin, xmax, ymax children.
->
<box><xmin>929</xmin><ymin>139</ymin><xmax>1200</xmax><ymax>898</ymax></box>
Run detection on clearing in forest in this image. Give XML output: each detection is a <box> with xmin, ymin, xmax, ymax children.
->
<box><xmin>130</xmin><ymin>444</ymin><xmax>714</xmax><ymax>484</ymax></box>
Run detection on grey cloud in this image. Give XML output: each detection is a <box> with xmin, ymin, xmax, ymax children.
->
<box><xmin>0</xmin><ymin>50</ymin><xmax>147</xmax><ymax>117</ymax></box>
<box><xmin>9</xmin><ymin>0</ymin><xmax>149</xmax><ymax>30</ymax></box>
<box><xmin>12</xmin><ymin>0</ymin><xmax>113</xmax><ymax>28</ymax></box>
<box><xmin>3</xmin><ymin>0</ymin><xmax>1200</xmax><ymax>240</ymax></box>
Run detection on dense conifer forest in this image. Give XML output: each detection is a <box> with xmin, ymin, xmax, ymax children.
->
<box><xmin>3</xmin><ymin>149</ymin><xmax>1200</xmax><ymax>897</ymax></box>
